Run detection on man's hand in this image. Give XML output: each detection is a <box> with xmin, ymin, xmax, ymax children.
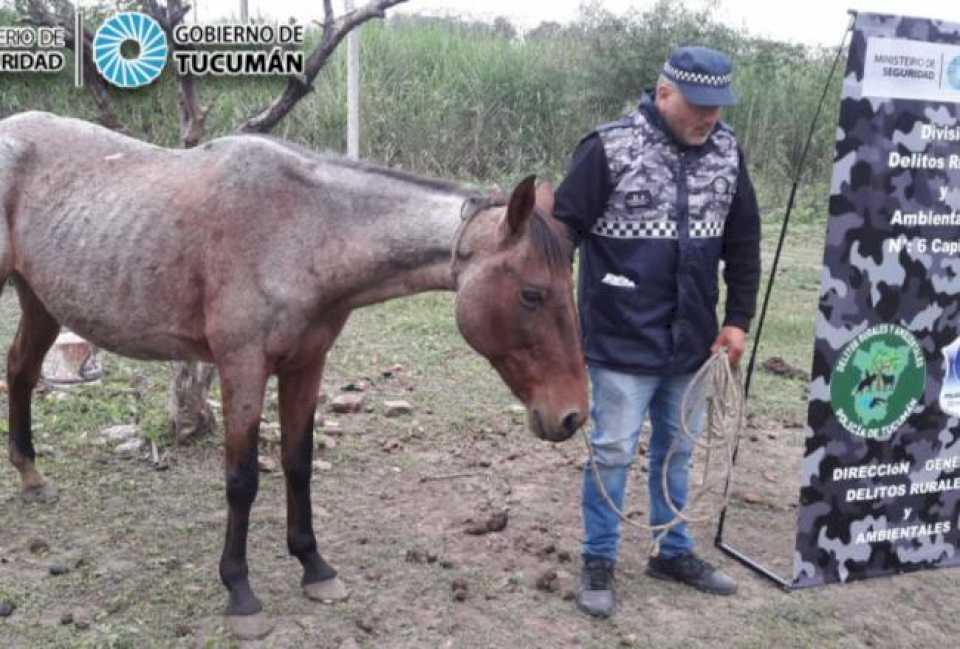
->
<box><xmin>711</xmin><ymin>326</ymin><xmax>747</xmax><ymax>366</ymax></box>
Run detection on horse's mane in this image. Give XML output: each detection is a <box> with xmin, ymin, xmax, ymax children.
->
<box><xmin>244</xmin><ymin>134</ymin><xmax>479</xmax><ymax>198</ymax></box>
<box><xmin>245</xmin><ymin>134</ymin><xmax>568</xmax><ymax>270</ymax></box>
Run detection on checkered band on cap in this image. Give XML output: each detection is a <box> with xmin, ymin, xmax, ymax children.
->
<box><xmin>592</xmin><ymin>219</ymin><xmax>678</xmax><ymax>239</ymax></box>
<box><xmin>689</xmin><ymin>220</ymin><xmax>725</xmax><ymax>238</ymax></box>
<box><xmin>663</xmin><ymin>61</ymin><xmax>732</xmax><ymax>87</ymax></box>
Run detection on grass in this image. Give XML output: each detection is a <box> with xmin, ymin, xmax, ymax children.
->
<box><xmin>0</xmin><ymin>6</ymin><xmax>841</xmax><ymax>201</ymax></box>
<box><xmin>4</xmin><ymin>208</ymin><xmax>960</xmax><ymax>648</ymax></box>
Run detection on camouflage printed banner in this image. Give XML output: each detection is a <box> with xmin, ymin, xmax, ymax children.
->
<box><xmin>795</xmin><ymin>12</ymin><xmax>960</xmax><ymax>587</ymax></box>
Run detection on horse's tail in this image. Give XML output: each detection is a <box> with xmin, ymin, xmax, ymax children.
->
<box><xmin>0</xmin><ymin>131</ymin><xmax>29</xmax><ymax>290</ymax></box>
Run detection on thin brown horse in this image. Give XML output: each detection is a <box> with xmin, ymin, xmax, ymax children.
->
<box><xmin>0</xmin><ymin>112</ymin><xmax>587</xmax><ymax>637</ymax></box>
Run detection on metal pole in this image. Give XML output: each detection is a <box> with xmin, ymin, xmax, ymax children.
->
<box><xmin>346</xmin><ymin>0</ymin><xmax>360</xmax><ymax>159</ymax></box>
<box><xmin>240</xmin><ymin>0</ymin><xmax>249</xmax><ymax>23</ymax></box>
<box><xmin>713</xmin><ymin>12</ymin><xmax>857</xmax><ymax>591</ymax></box>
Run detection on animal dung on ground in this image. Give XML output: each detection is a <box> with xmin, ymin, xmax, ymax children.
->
<box><xmin>465</xmin><ymin>510</ymin><xmax>509</xmax><ymax>535</ymax></box>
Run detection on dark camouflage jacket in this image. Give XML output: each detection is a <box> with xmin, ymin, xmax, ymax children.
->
<box><xmin>555</xmin><ymin>95</ymin><xmax>761</xmax><ymax>375</ymax></box>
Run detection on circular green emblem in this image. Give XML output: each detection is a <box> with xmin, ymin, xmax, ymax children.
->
<box><xmin>830</xmin><ymin>324</ymin><xmax>926</xmax><ymax>440</ymax></box>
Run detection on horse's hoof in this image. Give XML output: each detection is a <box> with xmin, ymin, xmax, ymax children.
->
<box><xmin>303</xmin><ymin>576</ymin><xmax>349</xmax><ymax>603</ymax></box>
<box><xmin>21</xmin><ymin>483</ymin><xmax>58</xmax><ymax>504</ymax></box>
<box><xmin>226</xmin><ymin>612</ymin><xmax>274</xmax><ymax>640</ymax></box>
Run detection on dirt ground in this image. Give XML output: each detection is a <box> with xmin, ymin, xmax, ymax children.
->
<box><xmin>1</xmin><ymin>292</ymin><xmax>959</xmax><ymax>649</ymax></box>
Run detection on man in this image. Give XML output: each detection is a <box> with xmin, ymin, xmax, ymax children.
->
<box><xmin>553</xmin><ymin>46</ymin><xmax>761</xmax><ymax>618</ymax></box>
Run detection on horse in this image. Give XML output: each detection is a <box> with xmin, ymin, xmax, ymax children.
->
<box><xmin>0</xmin><ymin>112</ymin><xmax>588</xmax><ymax>638</ymax></box>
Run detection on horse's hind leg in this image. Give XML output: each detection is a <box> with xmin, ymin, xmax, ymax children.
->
<box><xmin>7</xmin><ymin>279</ymin><xmax>60</xmax><ymax>501</ymax></box>
<box><xmin>278</xmin><ymin>355</ymin><xmax>347</xmax><ymax>603</ymax></box>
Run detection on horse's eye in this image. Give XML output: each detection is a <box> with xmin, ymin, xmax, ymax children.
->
<box><xmin>520</xmin><ymin>287</ymin><xmax>545</xmax><ymax>308</ymax></box>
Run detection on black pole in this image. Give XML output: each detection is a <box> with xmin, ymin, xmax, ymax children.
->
<box><xmin>714</xmin><ymin>12</ymin><xmax>857</xmax><ymax>588</ymax></box>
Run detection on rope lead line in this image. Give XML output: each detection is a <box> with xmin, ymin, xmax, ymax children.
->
<box><xmin>583</xmin><ymin>350</ymin><xmax>745</xmax><ymax>555</ymax></box>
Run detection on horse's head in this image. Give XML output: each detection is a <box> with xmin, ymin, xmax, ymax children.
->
<box><xmin>453</xmin><ymin>176</ymin><xmax>588</xmax><ymax>442</ymax></box>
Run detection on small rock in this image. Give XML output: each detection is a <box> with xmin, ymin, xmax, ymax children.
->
<box><xmin>174</xmin><ymin>623</ymin><xmax>192</xmax><ymax>637</ymax></box>
<box><xmin>538</xmin><ymin>543</ymin><xmax>556</xmax><ymax>557</ymax></box>
<box><xmin>100</xmin><ymin>424</ymin><xmax>140</xmax><ymax>443</ymax></box>
<box><xmin>451</xmin><ymin>577</ymin><xmax>469</xmax><ymax>601</ymax></box>
<box><xmin>557</xmin><ymin>549</ymin><xmax>572</xmax><ymax>563</ymax></box>
<box><xmin>114</xmin><ymin>438</ymin><xmax>144</xmax><ymax>456</ymax></box>
<box><xmin>323</xmin><ymin>420</ymin><xmax>343</xmax><ymax>433</ymax></box>
<box><xmin>72</xmin><ymin>607</ymin><xmax>92</xmax><ymax>630</ymax></box>
<box><xmin>439</xmin><ymin>559</ymin><xmax>455</xmax><ymax>569</ymax></box>
<box><xmin>734</xmin><ymin>490</ymin><xmax>780</xmax><ymax>508</ymax></box>
<box><xmin>257</xmin><ymin>455</ymin><xmax>278</xmax><ymax>473</ymax></box>
<box><xmin>405</xmin><ymin>549</ymin><xmax>428</xmax><ymax>564</ymax></box>
<box><xmin>535</xmin><ymin>569</ymin><xmax>558</xmax><ymax>592</ymax></box>
<box><xmin>35</xmin><ymin>444</ymin><xmax>56</xmax><ymax>457</ymax></box>
<box><xmin>621</xmin><ymin>633</ymin><xmax>640</xmax><ymax>647</ymax></box>
<box><xmin>316</xmin><ymin>434</ymin><xmax>337</xmax><ymax>450</ymax></box>
<box><xmin>331</xmin><ymin>394</ymin><xmax>365</xmax><ymax>414</ymax></box>
<box><xmin>383</xmin><ymin>400</ymin><xmax>414</xmax><ymax>417</ymax></box>
<box><xmin>60</xmin><ymin>611</ymin><xmax>74</xmax><ymax>625</ymax></box>
<box><xmin>749</xmin><ymin>433</ymin><xmax>760</xmax><ymax>442</ymax></box>
<box><xmin>562</xmin><ymin>590</ymin><xmax>576</xmax><ymax>601</ymax></box>
<box><xmin>49</xmin><ymin>563</ymin><xmax>69</xmax><ymax>576</ymax></box>
<box><xmin>487</xmin><ymin>511</ymin><xmax>509</xmax><ymax>532</ymax></box>
<box><xmin>356</xmin><ymin>615</ymin><xmax>376</xmax><ymax>634</ymax></box>
<box><xmin>261</xmin><ymin>423</ymin><xmax>281</xmax><ymax>444</ymax></box>
<box><xmin>761</xmin><ymin>356</ymin><xmax>809</xmax><ymax>381</ymax></box>
<box><xmin>342</xmin><ymin>381</ymin><xmax>369</xmax><ymax>392</ymax></box>
<box><xmin>313</xmin><ymin>460</ymin><xmax>333</xmax><ymax>472</ymax></box>
<box><xmin>763</xmin><ymin>470</ymin><xmax>779</xmax><ymax>483</ymax></box>
<box><xmin>381</xmin><ymin>438</ymin><xmax>402</xmax><ymax>453</ymax></box>
<box><xmin>339</xmin><ymin>639</ymin><xmax>360</xmax><ymax>649</ymax></box>
<box><xmin>28</xmin><ymin>538</ymin><xmax>49</xmax><ymax>554</ymax></box>
<box><xmin>0</xmin><ymin>601</ymin><xmax>14</xmax><ymax>617</ymax></box>
<box><xmin>382</xmin><ymin>364</ymin><xmax>404</xmax><ymax>378</ymax></box>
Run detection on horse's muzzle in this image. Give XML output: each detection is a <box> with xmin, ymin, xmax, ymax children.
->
<box><xmin>529</xmin><ymin>408</ymin><xmax>586</xmax><ymax>442</ymax></box>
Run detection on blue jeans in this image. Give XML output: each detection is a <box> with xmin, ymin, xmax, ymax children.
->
<box><xmin>581</xmin><ymin>365</ymin><xmax>704</xmax><ymax>562</ymax></box>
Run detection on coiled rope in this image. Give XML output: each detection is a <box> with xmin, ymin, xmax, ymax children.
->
<box><xmin>582</xmin><ymin>350</ymin><xmax>745</xmax><ymax>554</ymax></box>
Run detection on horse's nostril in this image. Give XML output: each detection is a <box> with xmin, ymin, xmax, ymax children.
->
<box><xmin>562</xmin><ymin>411</ymin><xmax>584</xmax><ymax>435</ymax></box>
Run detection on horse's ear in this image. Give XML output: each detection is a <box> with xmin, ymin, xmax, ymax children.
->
<box><xmin>505</xmin><ymin>175</ymin><xmax>536</xmax><ymax>236</ymax></box>
<box><xmin>535</xmin><ymin>180</ymin><xmax>554</xmax><ymax>215</ymax></box>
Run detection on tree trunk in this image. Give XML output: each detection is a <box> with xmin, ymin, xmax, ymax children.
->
<box><xmin>168</xmin><ymin>362</ymin><xmax>218</xmax><ymax>444</ymax></box>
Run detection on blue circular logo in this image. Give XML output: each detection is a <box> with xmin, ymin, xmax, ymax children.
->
<box><xmin>948</xmin><ymin>56</ymin><xmax>960</xmax><ymax>91</ymax></box>
<box><xmin>93</xmin><ymin>12</ymin><xmax>168</xmax><ymax>89</ymax></box>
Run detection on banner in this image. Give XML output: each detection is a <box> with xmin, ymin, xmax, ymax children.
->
<box><xmin>796</xmin><ymin>12</ymin><xmax>960</xmax><ymax>587</ymax></box>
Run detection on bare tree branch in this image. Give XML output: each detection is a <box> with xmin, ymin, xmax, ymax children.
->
<box><xmin>139</xmin><ymin>0</ymin><xmax>208</xmax><ymax>148</ymax></box>
<box><xmin>20</xmin><ymin>0</ymin><xmax>125</xmax><ymax>131</ymax></box>
<box><xmin>236</xmin><ymin>0</ymin><xmax>409</xmax><ymax>134</ymax></box>
<box><xmin>322</xmin><ymin>0</ymin><xmax>334</xmax><ymax>40</ymax></box>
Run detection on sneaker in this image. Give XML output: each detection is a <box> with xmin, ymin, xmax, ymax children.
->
<box><xmin>646</xmin><ymin>552</ymin><xmax>737</xmax><ymax>595</ymax></box>
<box><xmin>576</xmin><ymin>559</ymin><xmax>616</xmax><ymax>618</ymax></box>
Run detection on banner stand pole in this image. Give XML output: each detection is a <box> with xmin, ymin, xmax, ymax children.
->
<box><xmin>713</xmin><ymin>11</ymin><xmax>857</xmax><ymax>590</ymax></box>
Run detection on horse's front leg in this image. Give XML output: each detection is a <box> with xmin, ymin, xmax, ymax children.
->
<box><xmin>279</xmin><ymin>355</ymin><xmax>348</xmax><ymax>603</ymax></box>
<box><xmin>216</xmin><ymin>352</ymin><xmax>271</xmax><ymax>639</ymax></box>
<box><xmin>7</xmin><ymin>281</ymin><xmax>61</xmax><ymax>502</ymax></box>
